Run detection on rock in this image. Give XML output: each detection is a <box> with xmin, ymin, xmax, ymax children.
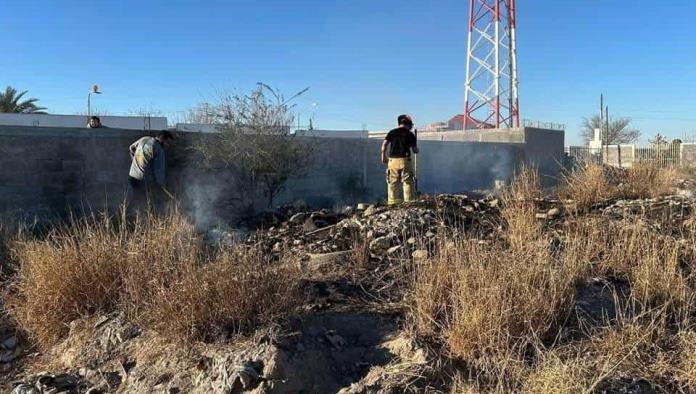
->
<box><xmin>547</xmin><ymin>207</ymin><xmax>561</xmax><ymax>218</ymax></box>
<box><xmin>677</xmin><ymin>189</ymin><xmax>695</xmax><ymax>199</ymax></box>
<box><xmin>302</xmin><ymin>217</ymin><xmax>318</xmax><ymax>232</ymax></box>
<box><xmin>363</xmin><ymin>205</ymin><xmax>376</xmax><ymax>217</ymax></box>
<box><xmin>230</xmin><ymin>360</ymin><xmax>262</xmax><ymax>392</ymax></box>
<box><xmin>11</xmin><ymin>384</ymin><xmax>39</xmax><ymax>394</ymax></box>
<box><xmin>307</xmin><ymin>251</ymin><xmax>353</xmax><ymax>268</ymax></box>
<box><xmin>289</xmin><ymin>212</ymin><xmax>308</xmax><ymax>224</ymax></box>
<box><xmin>2</xmin><ymin>335</ymin><xmax>18</xmax><ymax>350</ymax></box>
<box><xmin>406</xmin><ymin>237</ymin><xmax>417</xmax><ymax>246</ymax></box>
<box><xmin>387</xmin><ymin>245</ymin><xmax>404</xmax><ymax>256</ymax></box>
<box><xmin>32</xmin><ymin>373</ymin><xmax>81</xmax><ymax>392</ymax></box>
<box><xmin>369</xmin><ymin>236</ymin><xmax>391</xmax><ymax>256</ymax></box>
<box><xmin>412</xmin><ymin>250</ymin><xmax>428</xmax><ymax>261</ymax></box>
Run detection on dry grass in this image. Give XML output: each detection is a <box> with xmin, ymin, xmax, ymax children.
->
<box><xmin>621</xmin><ymin>164</ymin><xmax>678</xmax><ymax>200</ymax></box>
<box><xmin>411</xmin><ymin>165</ymin><xmax>696</xmax><ymax>392</ymax></box>
<box><xmin>559</xmin><ymin>164</ymin><xmax>613</xmax><ymax>210</ymax></box>
<box><xmin>560</xmin><ymin>163</ymin><xmax>678</xmax><ymax>211</ymax></box>
<box><xmin>412</xmin><ymin>168</ymin><xmax>584</xmax><ymax>391</ymax></box>
<box><xmin>6</xmin><ymin>208</ymin><xmax>300</xmax><ymax>348</ymax></box>
<box><xmin>140</xmin><ymin>247</ymin><xmax>299</xmax><ymax>341</ymax></box>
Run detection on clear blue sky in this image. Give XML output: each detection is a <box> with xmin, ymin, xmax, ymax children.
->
<box><xmin>3</xmin><ymin>0</ymin><xmax>696</xmax><ymax>145</ymax></box>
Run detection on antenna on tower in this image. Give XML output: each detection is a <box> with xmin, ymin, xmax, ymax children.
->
<box><xmin>464</xmin><ymin>0</ymin><xmax>520</xmax><ymax>130</ymax></box>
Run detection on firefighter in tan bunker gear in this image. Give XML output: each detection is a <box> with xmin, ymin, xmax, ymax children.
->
<box><xmin>381</xmin><ymin>114</ymin><xmax>418</xmax><ymax>205</ymax></box>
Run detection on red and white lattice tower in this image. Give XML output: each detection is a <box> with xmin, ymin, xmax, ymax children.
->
<box><xmin>464</xmin><ymin>0</ymin><xmax>520</xmax><ymax>129</ymax></box>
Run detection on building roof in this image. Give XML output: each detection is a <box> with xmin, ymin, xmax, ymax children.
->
<box><xmin>448</xmin><ymin>114</ymin><xmax>465</xmax><ymax>123</ymax></box>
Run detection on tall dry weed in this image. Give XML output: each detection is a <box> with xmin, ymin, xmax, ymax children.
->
<box><xmin>560</xmin><ymin>163</ymin><xmax>677</xmax><ymax>211</ymax></box>
<box><xmin>560</xmin><ymin>164</ymin><xmax>612</xmax><ymax>211</ymax></box>
<box><xmin>500</xmin><ymin>167</ymin><xmax>543</xmax><ymax>251</ymax></box>
<box><xmin>411</xmin><ymin>166</ymin><xmax>696</xmax><ymax>391</ymax></box>
<box><xmin>619</xmin><ymin>164</ymin><xmax>677</xmax><ymax>200</ymax></box>
<box><xmin>141</xmin><ymin>247</ymin><xmax>299</xmax><ymax>341</ymax></box>
<box><xmin>7</xmin><ymin>208</ymin><xmax>300</xmax><ymax>347</ymax></box>
<box><xmin>412</xmin><ymin>168</ymin><xmax>584</xmax><ymax>389</ymax></box>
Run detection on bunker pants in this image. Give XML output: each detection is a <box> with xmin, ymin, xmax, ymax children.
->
<box><xmin>387</xmin><ymin>157</ymin><xmax>415</xmax><ymax>205</ymax></box>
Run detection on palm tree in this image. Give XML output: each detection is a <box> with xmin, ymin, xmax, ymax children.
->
<box><xmin>0</xmin><ymin>86</ymin><xmax>47</xmax><ymax>114</ymax></box>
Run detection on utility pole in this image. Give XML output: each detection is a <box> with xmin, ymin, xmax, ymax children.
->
<box><xmin>605</xmin><ymin>105</ymin><xmax>610</xmax><ymax>163</ymax></box>
<box><xmin>87</xmin><ymin>84</ymin><xmax>101</xmax><ymax>116</ymax></box>
<box><xmin>464</xmin><ymin>0</ymin><xmax>520</xmax><ymax>129</ymax></box>
<box><xmin>600</xmin><ymin>94</ymin><xmax>604</xmax><ymax>163</ymax></box>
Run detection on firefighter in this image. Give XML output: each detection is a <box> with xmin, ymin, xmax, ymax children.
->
<box><xmin>128</xmin><ymin>130</ymin><xmax>176</xmax><ymax>209</ymax></box>
<box><xmin>381</xmin><ymin>114</ymin><xmax>418</xmax><ymax>205</ymax></box>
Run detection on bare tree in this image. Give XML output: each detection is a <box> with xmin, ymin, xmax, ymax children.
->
<box><xmin>182</xmin><ymin>102</ymin><xmax>217</xmax><ymax>124</ymax></box>
<box><xmin>649</xmin><ymin>133</ymin><xmax>668</xmax><ymax>147</ymax></box>
<box><xmin>196</xmin><ymin>84</ymin><xmax>313</xmax><ymax>207</ymax></box>
<box><xmin>126</xmin><ymin>105</ymin><xmax>166</xmax><ymax>118</ymax></box>
<box><xmin>580</xmin><ymin>115</ymin><xmax>641</xmax><ymax>144</ymax></box>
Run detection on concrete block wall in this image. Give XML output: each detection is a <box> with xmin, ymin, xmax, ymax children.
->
<box><xmin>0</xmin><ymin>125</ymin><xmax>560</xmax><ymax>224</ymax></box>
<box><xmin>402</xmin><ymin>127</ymin><xmax>564</xmax><ymax>186</ymax></box>
<box><xmin>0</xmin><ymin>127</ymin><xmax>153</xmax><ymax>221</ymax></box>
<box><xmin>522</xmin><ymin>128</ymin><xmax>565</xmax><ymax>185</ymax></box>
<box><xmin>603</xmin><ymin>145</ymin><xmax>635</xmax><ymax>168</ymax></box>
<box><xmin>681</xmin><ymin>144</ymin><xmax>696</xmax><ymax>167</ymax></box>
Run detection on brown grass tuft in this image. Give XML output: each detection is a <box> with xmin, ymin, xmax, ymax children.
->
<box><xmin>560</xmin><ymin>164</ymin><xmax>613</xmax><ymax>210</ymax></box>
<box><xmin>6</xmin><ymin>208</ymin><xmax>300</xmax><ymax>347</ymax></box>
<box><xmin>620</xmin><ymin>164</ymin><xmax>677</xmax><ymax>200</ymax></box>
<box><xmin>140</xmin><ymin>247</ymin><xmax>299</xmax><ymax>341</ymax></box>
<box><xmin>500</xmin><ymin>166</ymin><xmax>543</xmax><ymax>251</ymax></box>
<box><xmin>560</xmin><ymin>163</ymin><xmax>678</xmax><ymax>211</ymax></box>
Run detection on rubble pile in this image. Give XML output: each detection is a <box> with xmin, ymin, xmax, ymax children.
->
<box><xmin>246</xmin><ymin>194</ymin><xmax>503</xmax><ymax>259</ymax></box>
<box><xmin>239</xmin><ymin>190</ymin><xmax>696</xmax><ymax>264</ymax></box>
<box><xmin>10</xmin><ymin>373</ymin><xmax>85</xmax><ymax>394</ymax></box>
<box><xmin>599</xmin><ymin>195</ymin><xmax>694</xmax><ymax>220</ymax></box>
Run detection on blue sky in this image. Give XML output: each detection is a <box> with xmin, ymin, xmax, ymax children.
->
<box><xmin>2</xmin><ymin>0</ymin><xmax>696</xmax><ymax>145</ymax></box>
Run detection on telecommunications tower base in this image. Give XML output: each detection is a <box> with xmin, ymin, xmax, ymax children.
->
<box><xmin>464</xmin><ymin>0</ymin><xmax>520</xmax><ymax>130</ymax></box>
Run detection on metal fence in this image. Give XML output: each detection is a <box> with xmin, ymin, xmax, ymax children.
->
<box><xmin>565</xmin><ymin>144</ymin><xmax>683</xmax><ymax>168</ymax></box>
<box><xmin>522</xmin><ymin>119</ymin><xmax>565</xmax><ymax>131</ymax></box>
<box><xmin>635</xmin><ymin>145</ymin><xmax>681</xmax><ymax>167</ymax></box>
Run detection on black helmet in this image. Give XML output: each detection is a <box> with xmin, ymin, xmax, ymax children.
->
<box><xmin>397</xmin><ymin>114</ymin><xmax>413</xmax><ymax>127</ymax></box>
